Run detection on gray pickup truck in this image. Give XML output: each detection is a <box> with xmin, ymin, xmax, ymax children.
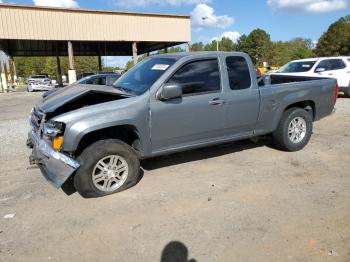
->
<box><xmin>28</xmin><ymin>52</ymin><xmax>338</xmax><ymax>198</ymax></box>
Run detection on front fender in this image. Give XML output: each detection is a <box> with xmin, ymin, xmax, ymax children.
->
<box><xmin>53</xmin><ymin>94</ymin><xmax>151</xmax><ymax>155</ymax></box>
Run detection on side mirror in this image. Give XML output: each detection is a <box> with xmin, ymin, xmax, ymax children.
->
<box><xmin>315</xmin><ymin>68</ymin><xmax>325</xmax><ymax>73</ymax></box>
<box><xmin>159</xmin><ymin>83</ymin><xmax>182</xmax><ymax>100</ymax></box>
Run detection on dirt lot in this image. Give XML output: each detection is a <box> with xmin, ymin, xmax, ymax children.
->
<box><xmin>0</xmin><ymin>92</ymin><xmax>349</xmax><ymax>262</ymax></box>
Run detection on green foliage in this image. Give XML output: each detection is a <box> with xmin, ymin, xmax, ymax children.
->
<box><xmin>204</xmin><ymin>40</ymin><xmax>218</xmax><ymax>51</ymax></box>
<box><xmin>288</xmin><ymin>38</ymin><xmax>314</xmax><ymax>60</ymax></box>
<box><xmin>14</xmin><ymin>56</ymin><xmax>100</xmax><ymax>79</ymax></box>
<box><xmin>270</xmin><ymin>41</ymin><xmax>290</xmax><ymax>66</ymax></box>
<box><xmin>126</xmin><ymin>60</ymin><xmax>135</xmax><ymax>70</ymax></box>
<box><xmin>235</xmin><ymin>29</ymin><xmax>273</xmax><ymax>66</ymax></box>
<box><xmin>315</xmin><ymin>15</ymin><xmax>350</xmax><ymax>56</ymax></box>
<box><xmin>161</xmin><ymin>46</ymin><xmax>184</xmax><ymax>54</ymax></box>
<box><xmin>204</xmin><ymin>37</ymin><xmax>236</xmax><ymax>51</ymax></box>
<box><xmin>271</xmin><ymin>38</ymin><xmax>314</xmax><ymax>66</ymax></box>
<box><xmin>190</xmin><ymin>42</ymin><xmax>204</xmax><ymax>52</ymax></box>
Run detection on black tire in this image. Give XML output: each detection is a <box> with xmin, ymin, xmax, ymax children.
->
<box><xmin>74</xmin><ymin>139</ymin><xmax>140</xmax><ymax>198</ymax></box>
<box><xmin>273</xmin><ymin>107</ymin><xmax>313</xmax><ymax>152</ymax></box>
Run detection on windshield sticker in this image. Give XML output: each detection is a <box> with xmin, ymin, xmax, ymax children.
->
<box><xmin>302</xmin><ymin>64</ymin><xmax>311</xmax><ymax>68</ymax></box>
<box><xmin>152</xmin><ymin>64</ymin><xmax>170</xmax><ymax>70</ymax></box>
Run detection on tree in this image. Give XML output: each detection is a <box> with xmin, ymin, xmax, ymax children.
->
<box><xmin>270</xmin><ymin>41</ymin><xmax>290</xmax><ymax>66</ymax></box>
<box><xmin>204</xmin><ymin>37</ymin><xmax>235</xmax><ymax>52</ymax></box>
<box><xmin>191</xmin><ymin>42</ymin><xmax>204</xmax><ymax>52</ymax></box>
<box><xmin>219</xmin><ymin>37</ymin><xmax>236</xmax><ymax>51</ymax></box>
<box><xmin>236</xmin><ymin>29</ymin><xmax>273</xmax><ymax>66</ymax></box>
<box><xmin>14</xmin><ymin>56</ymin><xmax>101</xmax><ymax>79</ymax></box>
<box><xmin>315</xmin><ymin>15</ymin><xmax>350</xmax><ymax>56</ymax></box>
<box><xmin>288</xmin><ymin>38</ymin><xmax>314</xmax><ymax>60</ymax></box>
<box><xmin>204</xmin><ymin>40</ymin><xmax>218</xmax><ymax>51</ymax></box>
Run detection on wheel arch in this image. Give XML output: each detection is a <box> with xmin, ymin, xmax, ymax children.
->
<box><xmin>283</xmin><ymin>100</ymin><xmax>316</xmax><ymax>120</ymax></box>
<box><xmin>73</xmin><ymin>125</ymin><xmax>142</xmax><ymax>158</ymax></box>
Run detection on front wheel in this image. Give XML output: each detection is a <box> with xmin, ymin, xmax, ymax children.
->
<box><xmin>74</xmin><ymin>139</ymin><xmax>141</xmax><ymax>198</ymax></box>
<box><xmin>273</xmin><ymin>108</ymin><xmax>313</xmax><ymax>152</ymax></box>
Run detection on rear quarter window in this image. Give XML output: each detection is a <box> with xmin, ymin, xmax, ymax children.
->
<box><xmin>226</xmin><ymin>56</ymin><xmax>251</xmax><ymax>90</ymax></box>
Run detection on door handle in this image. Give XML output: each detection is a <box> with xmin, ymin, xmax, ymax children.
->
<box><xmin>209</xmin><ymin>98</ymin><xmax>225</xmax><ymax>106</ymax></box>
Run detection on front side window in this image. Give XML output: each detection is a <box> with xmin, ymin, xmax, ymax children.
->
<box><xmin>226</xmin><ymin>56</ymin><xmax>251</xmax><ymax>90</ymax></box>
<box><xmin>167</xmin><ymin>59</ymin><xmax>221</xmax><ymax>95</ymax></box>
<box><xmin>329</xmin><ymin>59</ymin><xmax>346</xmax><ymax>70</ymax></box>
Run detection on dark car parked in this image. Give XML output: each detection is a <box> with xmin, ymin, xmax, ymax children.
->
<box><xmin>42</xmin><ymin>73</ymin><xmax>120</xmax><ymax>98</ymax></box>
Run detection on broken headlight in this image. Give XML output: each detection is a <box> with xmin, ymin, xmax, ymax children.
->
<box><xmin>43</xmin><ymin>120</ymin><xmax>65</xmax><ymax>137</ymax></box>
<box><xmin>43</xmin><ymin>121</ymin><xmax>65</xmax><ymax>150</ymax></box>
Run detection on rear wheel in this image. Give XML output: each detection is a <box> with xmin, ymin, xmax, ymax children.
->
<box><xmin>74</xmin><ymin>139</ymin><xmax>140</xmax><ymax>198</ymax></box>
<box><xmin>273</xmin><ymin>108</ymin><xmax>313</xmax><ymax>152</ymax></box>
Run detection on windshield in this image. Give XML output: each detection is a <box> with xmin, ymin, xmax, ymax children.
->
<box><xmin>113</xmin><ymin>57</ymin><xmax>176</xmax><ymax>95</ymax></box>
<box><xmin>278</xmin><ymin>61</ymin><xmax>316</xmax><ymax>73</ymax></box>
<box><xmin>31</xmin><ymin>75</ymin><xmax>47</xmax><ymax>78</ymax></box>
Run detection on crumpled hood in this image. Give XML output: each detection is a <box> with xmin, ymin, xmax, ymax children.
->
<box><xmin>37</xmin><ymin>84</ymin><xmax>126</xmax><ymax>114</ymax></box>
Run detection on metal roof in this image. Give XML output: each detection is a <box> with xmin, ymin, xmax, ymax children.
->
<box><xmin>0</xmin><ymin>3</ymin><xmax>190</xmax><ymax>18</ymax></box>
<box><xmin>0</xmin><ymin>4</ymin><xmax>191</xmax><ymax>56</ymax></box>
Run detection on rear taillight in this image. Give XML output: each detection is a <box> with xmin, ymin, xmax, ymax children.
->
<box><xmin>334</xmin><ymin>83</ymin><xmax>339</xmax><ymax>104</ymax></box>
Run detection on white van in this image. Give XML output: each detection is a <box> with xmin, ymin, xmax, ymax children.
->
<box><xmin>276</xmin><ymin>57</ymin><xmax>350</xmax><ymax>97</ymax></box>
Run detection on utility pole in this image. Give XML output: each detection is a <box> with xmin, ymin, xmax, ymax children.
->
<box><xmin>202</xmin><ymin>16</ymin><xmax>219</xmax><ymax>51</ymax></box>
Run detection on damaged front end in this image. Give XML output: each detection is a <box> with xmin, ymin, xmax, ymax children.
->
<box><xmin>30</xmin><ymin>131</ymin><xmax>80</xmax><ymax>188</ymax></box>
<box><xmin>27</xmin><ymin>85</ymin><xmax>131</xmax><ymax>188</ymax></box>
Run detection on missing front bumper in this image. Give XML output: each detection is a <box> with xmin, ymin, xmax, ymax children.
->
<box><xmin>30</xmin><ymin>131</ymin><xmax>80</xmax><ymax>188</ymax></box>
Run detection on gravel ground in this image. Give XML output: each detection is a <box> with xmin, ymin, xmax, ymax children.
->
<box><xmin>0</xmin><ymin>92</ymin><xmax>349</xmax><ymax>262</ymax></box>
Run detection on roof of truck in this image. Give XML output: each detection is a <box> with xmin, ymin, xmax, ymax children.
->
<box><xmin>153</xmin><ymin>51</ymin><xmax>247</xmax><ymax>60</ymax></box>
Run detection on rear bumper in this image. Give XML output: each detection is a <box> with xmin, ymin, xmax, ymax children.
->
<box><xmin>30</xmin><ymin>85</ymin><xmax>53</xmax><ymax>91</ymax></box>
<box><xmin>30</xmin><ymin>131</ymin><xmax>80</xmax><ymax>188</ymax></box>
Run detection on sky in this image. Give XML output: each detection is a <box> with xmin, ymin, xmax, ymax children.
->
<box><xmin>1</xmin><ymin>0</ymin><xmax>349</xmax><ymax>67</ymax></box>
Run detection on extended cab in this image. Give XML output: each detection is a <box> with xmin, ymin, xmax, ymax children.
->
<box><xmin>27</xmin><ymin>52</ymin><xmax>338</xmax><ymax>198</ymax></box>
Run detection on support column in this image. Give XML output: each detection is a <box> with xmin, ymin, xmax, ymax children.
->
<box><xmin>185</xmin><ymin>42</ymin><xmax>190</xmax><ymax>52</ymax></box>
<box><xmin>0</xmin><ymin>61</ymin><xmax>8</xmax><ymax>93</ymax></box>
<box><xmin>11</xmin><ymin>59</ymin><xmax>17</xmax><ymax>83</ymax></box>
<box><xmin>132</xmin><ymin>42</ymin><xmax>138</xmax><ymax>65</ymax></box>
<box><xmin>164</xmin><ymin>43</ymin><xmax>168</xmax><ymax>53</ymax></box>
<box><xmin>98</xmin><ymin>56</ymin><xmax>102</xmax><ymax>72</ymax></box>
<box><xmin>67</xmin><ymin>41</ymin><xmax>76</xmax><ymax>84</ymax></box>
<box><xmin>56</xmin><ymin>56</ymin><xmax>63</xmax><ymax>87</ymax></box>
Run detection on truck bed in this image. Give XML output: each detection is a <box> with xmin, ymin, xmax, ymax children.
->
<box><xmin>254</xmin><ymin>74</ymin><xmax>337</xmax><ymax>136</ymax></box>
<box><xmin>260</xmin><ymin>74</ymin><xmax>330</xmax><ymax>86</ymax></box>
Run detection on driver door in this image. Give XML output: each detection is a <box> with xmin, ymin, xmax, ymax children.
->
<box><xmin>150</xmin><ymin>58</ymin><xmax>226</xmax><ymax>153</ymax></box>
